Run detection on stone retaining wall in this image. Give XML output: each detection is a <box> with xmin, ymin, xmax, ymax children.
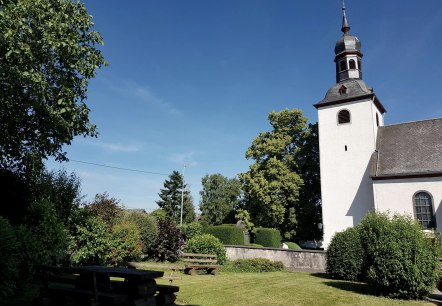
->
<box><xmin>225</xmin><ymin>245</ymin><xmax>326</xmax><ymax>272</ymax></box>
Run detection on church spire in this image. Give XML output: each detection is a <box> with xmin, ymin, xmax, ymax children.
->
<box><xmin>341</xmin><ymin>0</ymin><xmax>350</xmax><ymax>33</ymax></box>
<box><xmin>334</xmin><ymin>0</ymin><xmax>363</xmax><ymax>82</ymax></box>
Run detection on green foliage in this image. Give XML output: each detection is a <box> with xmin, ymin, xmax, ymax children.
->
<box><xmin>123</xmin><ymin>211</ymin><xmax>158</xmax><ymax>254</ymax></box>
<box><xmin>235</xmin><ymin>209</ymin><xmax>255</xmax><ymax>232</ymax></box>
<box><xmin>156</xmin><ymin>171</ymin><xmax>195</xmax><ymax>224</ymax></box>
<box><xmin>244</xmin><ymin>244</ymin><xmax>263</xmax><ymax>247</ymax></box>
<box><xmin>239</xmin><ymin>109</ymin><xmax>321</xmax><ymax>240</ymax></box>
<box><xmin>0</xmin><ymin>0</ymin><xmax>106</xmax><ymax>170</ymax></box>
<box><xmin>85</xmin><ymin>192</ymin><xmax>123</xmax><ymax>227</ymax></box>
<box><xmin>150</xmin><ymin>218</ymin><xmax>184</xmax><ymax>262</ymax></box>
<box><xmin>205</xmin><ymin>225</ymin><xmax>244</xmax><ymax>245</ymax></box>
<box><xmin>255</xmin><ymin>228</ymin><xmax>282</xmax><ymax>248</ymax></box>
<box><xmin>228</xmin><ymin>258</ymin><xmax>284</xmax><ymax>272</ymax></box>
<box><xmin>68</xmin><ymin>210</ymin><xmax>112</xmax><ymax>266</ymax></box>
<box><xmin>0</xmin><ymin>217</ymin><xmax>19</xmax><ymax>297</ymax></box>
<box><xmin>199</xmin><ymin>174</ymin><xmax>242</xmax><ymax>225</ymax></box>
<box><xmin>184</xmin><ymin>234</ymin><xmax>227</xmax><ymax>265</ymax></box>
<box><xmin>150</xmin><ymin>208</ymin><xmax>167</xmax><ymax>220</ymax></box>
<box><xmin>180</xmin><ymin>222</ymin><xmax>203</xmax><ymax>241</ymax></box>
<box><xmin>326</xmin><ymin>227</ymin><xmax>364</xmax><ymax>281</ymax></box>
<box><xmin>32</xmin><ymin>168</ymin><xmax>82</xmax><ymax>226</ymax></box>
<box><xmin>285</xmin><ymin>242</ymin><xmax>302</xmax><ymax>250</ymax></box>
<box><xmin>109</xmin><ymin>221</ymin><xmax>143</xmax><ymax>266</ymax></box>
<box><xmin>359</xmin><ymin>212</ymin><xmax>441</xmax><ymax>299</ymax></box>
<box><xmin>25</xmin><ymin>199</ymin><xmax>69</xmax><ymax>264</ymax></box>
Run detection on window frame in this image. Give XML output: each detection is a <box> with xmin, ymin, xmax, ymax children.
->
<box><xmin>412</xmin><ymin>191</ymin><xmax>436</xmax><ymax>230</ymax></box>
<box><xmin>337</xmin><ymin>109</ymin><xmax>351</xmax><ymax>125</ymax></box>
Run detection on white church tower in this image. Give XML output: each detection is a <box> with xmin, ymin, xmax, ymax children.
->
<box><xmin>315</xmin><ymin>2</ymin><xmax>387</xmax><ymax>248</ymax></box>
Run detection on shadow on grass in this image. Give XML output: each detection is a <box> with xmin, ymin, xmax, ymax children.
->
<box><xmin>323</xmin><ymin>281</ymin><xmax>378</xmax><ymax>297</ymax></box>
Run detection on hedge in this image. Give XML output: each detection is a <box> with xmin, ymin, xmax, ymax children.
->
<box><xmin>255</xmin><ymin>228</ymin><xmax>281</xmax><ymax>248</ymax></box>
<box><xmin>185</xmin><ymin>234</ymin><xmax>227</xmax><ymax>264</ymax></box>
<box><xmin>204</xmin><ymin>225</ymin><xmax>244</xmax><ymax>245</ymax></box>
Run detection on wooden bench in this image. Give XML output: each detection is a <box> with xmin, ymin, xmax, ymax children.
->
<box><xmin>181</xmin><ymin>253</ymin><xmax>221</xmax><ymax>276</ymax></box>
<box><xmin>128</xmin><ymin>262</ymin><xmax>183</xmax><ymax>283</ymax></box>
<box><xmin>156</xmin><ymin>284</ymin><xmax>179</xmax><ymax>305</ymax></box>
<box><xmin>35</xmin><ymin>267</ymin><xmax>129</xmax><ymax>306</ymax></box>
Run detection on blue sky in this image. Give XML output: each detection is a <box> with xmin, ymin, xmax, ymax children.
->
<box><xmin>46</xmin><ymin>0</ymin><xmax>442</xmax><ymax>212</ymax></box>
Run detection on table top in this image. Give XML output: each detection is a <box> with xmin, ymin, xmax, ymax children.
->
<box><xmin>40</xmin><ymin>265</ymin><xmax>164</xmax><ymax>280</ymax></box>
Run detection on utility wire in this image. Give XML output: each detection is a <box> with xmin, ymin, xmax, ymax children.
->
<box><xmin>68</xmin><ymin>159</ymin><xmax>169</xmax><ymax>176</ymax></box>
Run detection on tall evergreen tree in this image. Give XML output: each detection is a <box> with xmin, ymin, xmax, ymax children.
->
<box><xmin>156</xmin><ymin>171</ymin><xmax>195</xmax><ymax>224</ymax></box>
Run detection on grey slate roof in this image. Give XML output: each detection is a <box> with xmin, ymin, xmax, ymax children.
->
<box><xmin>314</xmin><ymin>79</ymin><xmax>386</xmax><ymax>113</ymax></box>
<box><xmin>371</xmin><ymin>118</ymin><xmax>442</xmax><ymax>179</ymax></box>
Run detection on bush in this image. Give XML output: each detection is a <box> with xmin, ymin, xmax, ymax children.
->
<box><xmin>0</xmin><ymin>217</ymin><xmax>19</xmax><ymax>297</ymax></box>
<box><xmin>110</xmin><ymin>221</ymin><xmax>143</xmax><ymax>266</ymax></box>
<box><xmin>229</xmin><ymin>258</ymin><xmax>284</xmax><ymax>272</ymax></box>
<box><xmin>326</xmin><ymin>227</ymin><xmax>364</xmax><ymax>281</ymax></box>
<box><xmin>359</xmin><ymin>212</ymin><xmax>441</xmax><ymax>299</ymax></box>
<box><xmin>285</xmin><ymin>242</ymin><xmax>302</xmax><ymax>250</ymax></box>
<box><xmin>68</xmin><ymin>211</ymin><xmax>112</xmax><ymax>266</ymax></box>
<box><xmin>150</xmin><ymin>219</ymin><xmax>184</xmax><ymax>262</ymax></box>
<box><xmin>123</xmin><ymin>212</ymin><xmax>158</xmax><ymax>254</ymax></box>
<box><xmin>185</xmin><ymin>234</ymin><xmax>227</xmax><ymax>264</ymax></box>
<box><xmin>180</xmin><ymin>222</ymin><xmax>203</xmax><ymax>241</ymax></box>
<box><xmin>204</xmin><ymin>225</ymin><xmax>244</xmax><ymax>245</ymax></box>
<box><xmin>255</xmin><ymin>228</ymin><xmax>281</xmax><ymax>248</ymax></box>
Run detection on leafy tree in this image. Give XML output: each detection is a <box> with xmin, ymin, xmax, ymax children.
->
<box><xmin>109</xmin><ymin>221</ymin><xmax>143</xmax><ymax>266</ymax></box>
<box><xmin>199</xmin><ymin>174</ymin><xmax>242</xmax><ymax>225</ymax></box>
<box><xmin>156</xmin><ymin>171</ymin><xmax>195</xmax><ymax>224</ymax></box>
<box><xmin>85</xmin><ymin>192</ymin><xmax>123</xmax><ymax>228</ymax></box>
<box><xmin>0</xmin><ymin>0</ymin><xmax>106</xmax><ymax>171</ymax></box>
<box><xmin>123</xmin><ymin>211</ymin><xmax>158</xmax><ymax>254</ymax></box>
<box><xmin>149</xmin><ymin>218</ymin><xmax>184</xmax><ymax>262</ymax></box>
<box><xmin>239</xmin><ymin>109</ymin><xmax>321</xmax><ymax>240</ymax></box>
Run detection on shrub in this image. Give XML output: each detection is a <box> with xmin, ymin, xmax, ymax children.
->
<box><xmin>68</xmin><ymin>211</ymin><xmax>112</xmax><ymax>266</ymax></box>
<box><xmin>85</xmin><ymin>192</ymin><xmax>123</xmax><ymax>227</ymax></box>
<box><xmin>205</xmin><ymin>225</ymin><xmax>244</xmax><ymax>245</ymax></box>
<box><xmin>229</xmin><ymin>258</ymin><xmax>284</xmax><ymax>272</ymax></box>
<box><xmin>285</xmin><ymin>242</ymin><xmax>302</xmax><ymax>250</ymax></box>
<box><xmin>255</xmin><ymin>228</ymin><xmax>281</xmax><ymax>248</ymax></box>
<box><xmin>180</xmin><ymin>222</ymin><xmax>203</xmax><ymax>241</ymax></box>
<box><xmin>185</xmin><ymin>234</ymin><xmax>227</xmax><ymax>264</ymax></box>
<box><xmin>110</xmin><ymin>221</ymin><xmax>143</xmax><ymax>266</ymax></box>
<box><xmin>326</xmin><ymin>227</ymin><xmax>364</xmax><ymax>281</ymax></box>
<box><xmin>150</xmin><ymin>219</ymin><xmax>184</xmax><ymax>262</ymax></box>
<box><xmin>245</xmin><ymin>244</ymin><xmax>263</xmax><ymax>247</ymax></box>
<box><xmin>123</xmin><ymin>212</ymin><xmax>158</xmax><ymax>254</ymax></box>
<box><xmin>359</xmin><ymin>212</ymin><xmax>441</xmax><ymax>299</ymax></box>
<box><xmin>0</xmin><ymin>217</ymin><xmax>19</xmax><ymax>297</ymax></box>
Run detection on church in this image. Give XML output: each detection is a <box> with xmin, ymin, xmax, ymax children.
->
<box><xmin>315</xmin><ymin>4</ymin><xmax>442</xmax><ymax>248</ymax></box>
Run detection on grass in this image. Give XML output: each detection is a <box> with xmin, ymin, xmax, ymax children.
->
<box><xmin>157</xmin><ymin>270</ymin><xmax>435</xmax><ymax>306</ymax></box>
<box><xmin>4</xmin><ymin>269</ymin><xmax>436</xmax><ymax>306</ymax></box>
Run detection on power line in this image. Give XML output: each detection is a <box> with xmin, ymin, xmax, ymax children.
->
<box><xmin>68</xmin><ymin>159</ymin><xmax>169</xmax><ymax>176</ymax></box>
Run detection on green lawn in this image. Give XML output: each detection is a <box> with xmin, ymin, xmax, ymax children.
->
<box><xmin>158</xmin><ymin>271</ymin><xmax>435</xmax><ymax>306</ymax></box>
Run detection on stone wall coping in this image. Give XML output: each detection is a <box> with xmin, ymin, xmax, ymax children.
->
<box><xmin>224</xmin><ymin>245</ymin><xmax>325</xmax><ymax>254</ymax></box>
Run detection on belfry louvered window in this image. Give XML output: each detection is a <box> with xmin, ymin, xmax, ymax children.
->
<box><xmin>338</xmin><ymin>109</ymin><xmax>351</xmax><ymax>124</ymax></box>
<box><xmin>414</xmin><ymin>192</ymin><xmax>434</xmax><ymax>229</ymax></box>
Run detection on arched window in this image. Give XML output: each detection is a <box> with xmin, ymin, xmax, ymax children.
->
<box><xmin>349</xmin><ymin>59</ymin><xmax>356</xmax><ymax>69</ymax></box>
<box><xmin>414</xmin><ymin>192</ymin><xmax>434</xmax><ymax>229</ymax></box>
<box><xmin>338</xmin><ymin>109</ymin><xmax>351</xmax><ymax>124</ymax></box>
<box><xmin>339</xmin><ymin>60</ymin><xmax>347</xmax><ymax>72</ymax></box>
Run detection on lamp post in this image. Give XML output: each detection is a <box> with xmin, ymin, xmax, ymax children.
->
<box><xmin>180</xmin><ymin>164</ymin><xmax>186</xmax><ymax>226</ymax></box>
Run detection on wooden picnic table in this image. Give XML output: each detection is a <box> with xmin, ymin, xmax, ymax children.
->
<box><xmin>36</xmin><ymin>265</ymin><xmax>171</xmax><ymax>306</ymax></box>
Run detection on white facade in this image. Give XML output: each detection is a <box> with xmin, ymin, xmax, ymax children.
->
<box><xmin>373</xmin><ymin>178</ymin><xmax>442</xmax><ymax>233</ymax></box>
<box><xmin>318</xmin><ymin>98</ymin><xmax>382</xmax><ymax>248</ymax></box>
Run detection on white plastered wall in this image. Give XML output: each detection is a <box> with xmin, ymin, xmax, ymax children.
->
<box><xmin>373</xmin><ymin>177</ymin><xmax>442</xmax><ymax>234</ymax></box>
<box><xmin>318</xmin><ymin>98</ymin><xmax>380</xmax><ymax>248</ymax></box>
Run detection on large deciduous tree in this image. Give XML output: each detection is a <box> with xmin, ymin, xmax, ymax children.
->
<box><xmin>0</xmin><ymin>0</ymin><xmax>106</xmax><ymax>171</ymax></box>
<box><xmin>239</xmin><ymin>109</ymin><xmax>321</xmax><ymax>241</ymax></box>
<box><xmin>156</xmin><ymin>171</ymin><xmax>195</xmax><ymax>224</ymax></box>
<box><xmin>199</xmin><ymin>174</ymin><xmax>242</xmax><ymax>225</ymax></box>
